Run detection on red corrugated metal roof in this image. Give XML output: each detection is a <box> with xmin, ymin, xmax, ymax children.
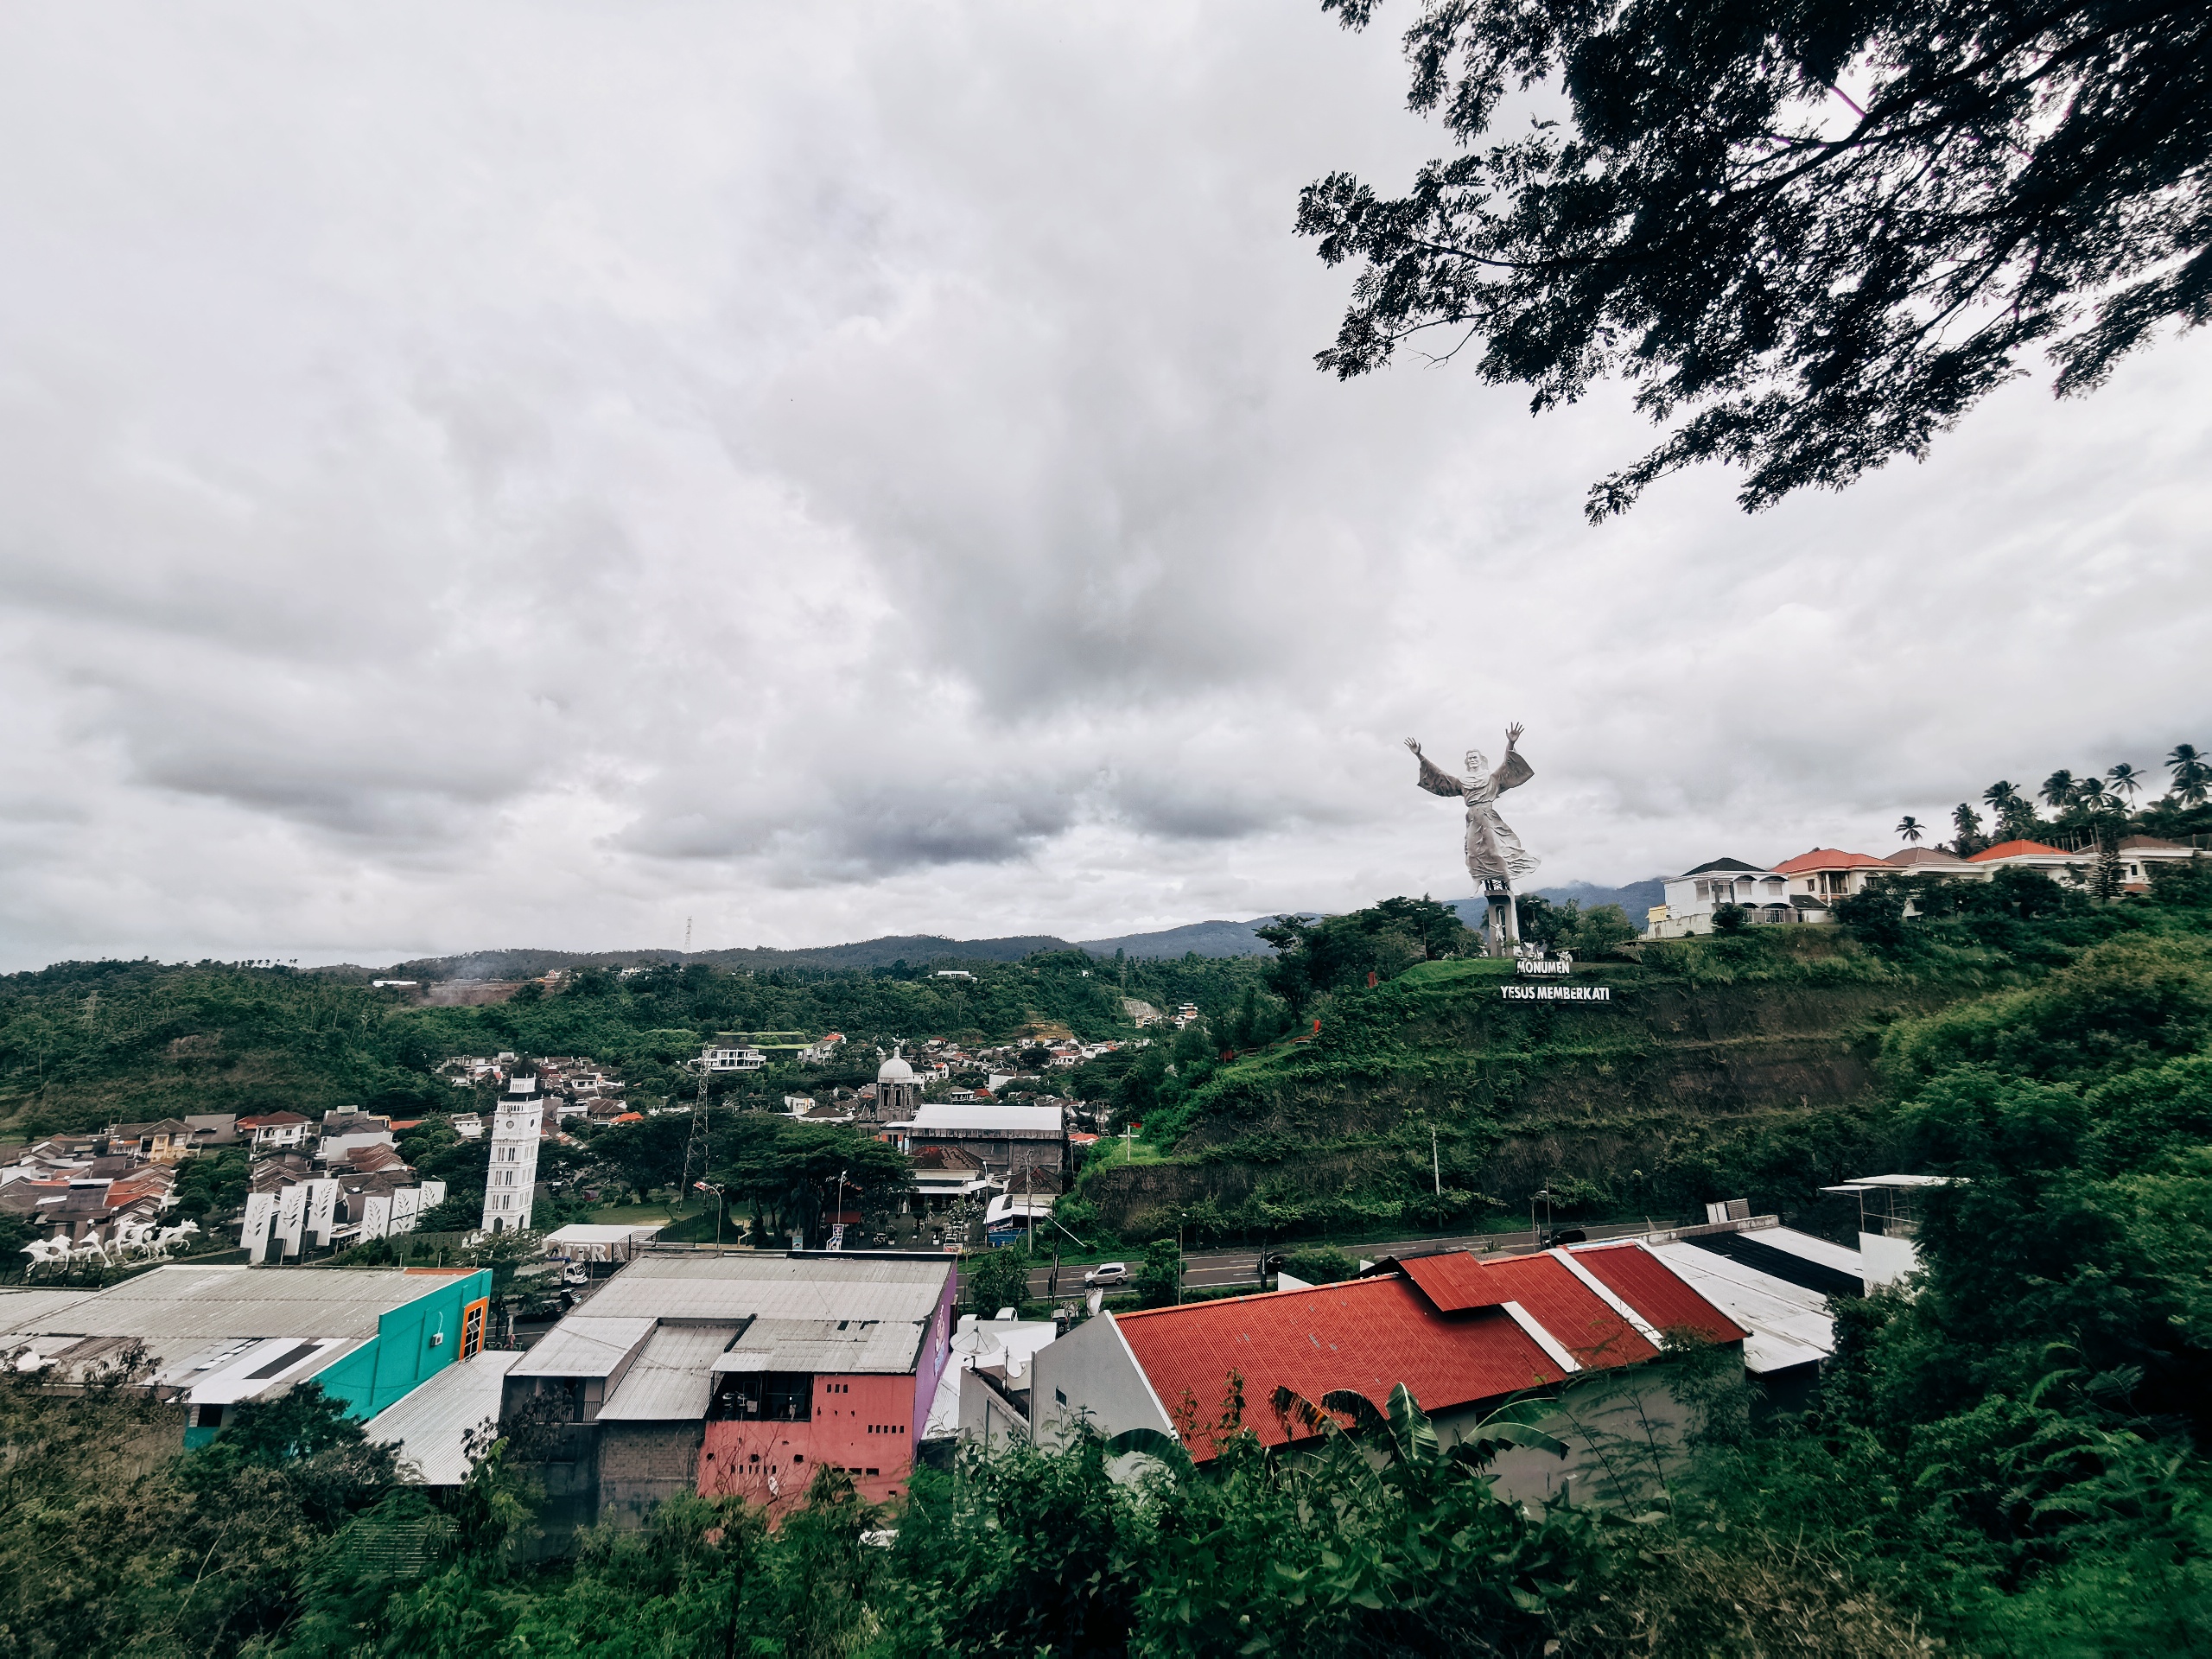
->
<box><xmin>1967</xmin><ymin>839</ymin><xmax>2070</xmax><ymax>861</ymax></box>
<box><xmin>1771</xmin><ymin>849</ymin><xmax>1890</xmax><ymax>874</ymax></box>
<box><xmin>1569</xmin><ymin>1243</ymin><xmax>1748</xmax><ymax>1344</ymax></box>
<box><xmin>1398</xmin><ymin>1252</ymin><xmax>1506</xmax><ymax>1311</ymax></box>
<box><xmin>1112</xmin><ymin>1277</ymin><xmax>1566</xmax><ymax>1459</ymax></box>
<box><xmin>1480</xmin><ymin>1254</ymin><xmax>1659</xmax><ymax>1368</ymax></box>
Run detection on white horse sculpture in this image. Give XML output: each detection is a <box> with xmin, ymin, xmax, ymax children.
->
<box><xmin>18</xmin><ymin>1236</ymin><xmax>70</xmax><ymax>1276</ymax></box>
<box><xmin>150</xmin><ymin>1220</ymin><xmax>200</xmax><ymax>1257</ymax></box>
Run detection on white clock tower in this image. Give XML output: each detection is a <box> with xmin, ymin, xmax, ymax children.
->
<box><xmin>481</xmin><ymin>1073</ymin><xmax>544</xmax><ymax>1233</ymax></box>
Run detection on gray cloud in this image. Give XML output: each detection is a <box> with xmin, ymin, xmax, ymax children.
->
<box><xmin>0</xmin><ymin>1</ymin><xmax>2208</xmax><ymax>969</ymax></box>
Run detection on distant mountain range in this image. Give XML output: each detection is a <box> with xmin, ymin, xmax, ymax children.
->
<box><xmin>349</xmin><ymin>882</ymin><xmax>1665</xmax><ymax>978</ymax></box>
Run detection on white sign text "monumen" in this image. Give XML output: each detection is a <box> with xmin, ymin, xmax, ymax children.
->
<box><xmin>1499</xmin><ymin>984</ymin><xmax>1611</xmax><ymax>1002</ymax></box>
<box><xmin>1516</xmin><ymin>959</ymin><xmax>1571</xmax><ymax>976</ymax></box>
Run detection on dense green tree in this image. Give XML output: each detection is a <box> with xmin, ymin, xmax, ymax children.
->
<box><xmin>1135</xmin><ymin>1236</ymin><xmax>1183</xmax><ymax>1308</ymax></box>
<box><xmin>1300</xmin><ymin>0</ymin><xmax>2212</xmax><ymax>518</ymax></box>
<box><xmin>709</xmin><ymin>1116</ymin><xmax>912</xmax><ymax>1249</ymax></box>
<box><xmin>1256</xmin><ymin>895</ymin><xmax>1472</xmax><ymax>1012</ymax></box>
<box><xmin>171</xmin><ymin>1146</ymin><xmax>249</xmax><ymax>1224</ymax></box>
<box><xmin>965</xmin><ymin>1247</ymin><xmax>1031</xmax><ymax>1317</ymax></box>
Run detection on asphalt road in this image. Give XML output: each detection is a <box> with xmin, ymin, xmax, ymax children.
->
<box><xmin>980</xmin><ymin>1220</ymin><xmax>1675</xmax><ymax>1304</ymax></box>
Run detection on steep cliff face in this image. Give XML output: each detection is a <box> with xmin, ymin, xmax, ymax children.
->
<box><xmin>1084</xmin><ymin>940</ymin><xmax>1992</xmax><ymax>1239</ymax></box>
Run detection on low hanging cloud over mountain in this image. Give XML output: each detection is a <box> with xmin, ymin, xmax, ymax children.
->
<box><xmin>2</xmin><ymin>2</ymin><xmax>2209</xmax><ymax>970</ymax></box>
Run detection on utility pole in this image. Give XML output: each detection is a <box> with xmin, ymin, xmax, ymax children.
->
<box><xmin>1432</xmin><ymin>1126</ymin><xmax>1441</xmax><ymax>1197</ymax></box>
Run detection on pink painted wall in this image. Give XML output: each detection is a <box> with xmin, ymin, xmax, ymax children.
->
<box><xmin>696</xmin><ymin>1267</ymin><xmax>958</xmax><ymax>1514</ymax></box>
<box><xmin>699</xmin><ymin>1370</ymin><xmax>918</xmax><ymax>1510</ymax></box>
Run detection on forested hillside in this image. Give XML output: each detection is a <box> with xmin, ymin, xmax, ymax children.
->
<box><xmin>0</xmin><ymin>950</ymin><xmax>1269</xmax><ymax>1139</ymax></box>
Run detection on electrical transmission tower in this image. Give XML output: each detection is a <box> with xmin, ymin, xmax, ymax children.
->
<box><xmin>677</xmin><ymin>1049</ymin><xmax>711</xmax><ymax>1223</ymax></box>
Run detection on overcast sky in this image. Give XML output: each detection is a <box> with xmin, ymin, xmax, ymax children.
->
<box><xmin>3</xmin><ymin>2</ymin><xmax>2208</xmax><ymax>971</ymax></box>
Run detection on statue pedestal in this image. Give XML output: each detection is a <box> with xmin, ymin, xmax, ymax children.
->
<box><xmin>1480</xmin><ymin>886</ymin><xmax>1521</xmax><ymax>957</ymax></box>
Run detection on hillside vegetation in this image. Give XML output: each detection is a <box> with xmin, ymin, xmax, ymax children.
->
<box><xmin>1081</xmin><ymin>862</ymin><xmax>2212</xmax><ymax>1243</ymax></box>
<box><xmin>0</xmin><ymin>950</ymin><xmax>1268</xmax><ymax>1140</ymax></box>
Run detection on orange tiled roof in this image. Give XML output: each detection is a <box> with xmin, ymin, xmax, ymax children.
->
<box><xmin>1967</xmin><ymin>839</ymin><xmax>2072</xmax><ymax>861</ymax></box>
<box><xmin>1771</xmin><ymin>849</ymin><xmax>1891</xmax><ymax>875</ymax></box>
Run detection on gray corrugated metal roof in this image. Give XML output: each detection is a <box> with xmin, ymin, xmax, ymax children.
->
<box><xmin>0</xmin><ymin>1288</ymin><xmax>101</xmax><ymax>1334</ymax></box>
<box><xmin>896</xmin><ymin>1105</ymin><xmax>1063</xmax><ymax>1134</ymax></box>
<box><xmin>509</xmin><ymin>1316</ymin><xmax>656</xmax><ymax>1379</ymax></box>
<box><xmin>0</xmin><ymin>1266</ymin><xmax>476</xmax><ymax>1343</ymax></box>
<box><xmin>585</xmin><ymin>1255</ymin><xmax>950</xmax><ymax>1326</ymax></box>
<box><xmin>597</xmin><ymin>1323</ymin><xmax>739</xmax><ymax>1421</ymax></box>
<box><xmin>1648</xmin><ymin>1243</ymin><xmax>1834</xmax><ymax>1374</ymax></box>
<box><xmin>709</xmin><ymin>1316</ymin><xmax>925</xmax><ymax>1376</ymax></box>
<box><xmin>366</xmin><ymin>1351</ymin><xmax>523</xmax><ymax>1485</ymax></box>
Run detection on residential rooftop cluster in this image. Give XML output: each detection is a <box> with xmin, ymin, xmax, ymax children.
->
<box><xmin>1645</xmin><ymin>835</ymin><xmax>2205</xmax><ymax>938</ymax></box>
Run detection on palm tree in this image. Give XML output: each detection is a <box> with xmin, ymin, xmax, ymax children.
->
<box><xmin>2170</xmin><ymin>743</ymin><xmax>2211</xmax><ymax>806</ymax></box>
<box><xmin>1983</xmin><ymin>781</ymin><xmax>2036</xmax><ymax>840</ymax></box>
<box><xmin>2039</xmin><ymin>770</ymin><xmax>2076</xmax><ymax>810</ymax></box>
<box><xmin>2107</xmin><ymin>761</ymin><xmax>2145</xmax><ymax>802</ymax></box>
<box><xmin>1952</xmin><ymin>803</ymin><xmax>1985</xmax><ymax>851</ymax></box>
<box><xmin>2075</xmin><ymin>778</ymin><xmax>2110</xmax><ymax>814</ymax></box>
<box><xmin>1895</xmin><ymin>815</ymin><xmax>1924</xmax><ymax>843</ymax></box>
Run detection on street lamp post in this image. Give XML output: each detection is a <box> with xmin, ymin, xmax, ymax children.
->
<box><xmin>694</xmin><ymin>1180</ymin><xmax>727</xmax><ymax>1250</ymax></box>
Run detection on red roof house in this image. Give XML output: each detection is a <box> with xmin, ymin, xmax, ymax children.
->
<box><xmin>1772</xmin><ymin>849</ymin><xmax>1895</xmax><ymax>901</ymax></box>
<box><xmin>1035</xmin><ymin>1243</ymin><xmax>1744</xmax><ymax>1463</ymax></box>
<box><xmin>1967</xmin><ymin>839</ymin><xmax>2072</xmax><ymax>862</ymax></box>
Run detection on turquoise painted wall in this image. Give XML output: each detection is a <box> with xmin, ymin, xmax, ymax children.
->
<box><xmin>184</xmin><ymin>1268</ymin><xmax>493</xmax><ymax>1449</ymax></box>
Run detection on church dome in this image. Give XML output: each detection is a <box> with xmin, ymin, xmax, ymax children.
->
<box><xmin>878</xmin><ymin>1050</ymin><xmax>915</xmax><ymax>1084</ymax></box>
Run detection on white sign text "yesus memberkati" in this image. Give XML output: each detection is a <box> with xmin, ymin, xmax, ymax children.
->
<box><xmin>1499</xmin><ymin>984</ymin><xmax>1611</xmax><ymax>1002</ymax></box>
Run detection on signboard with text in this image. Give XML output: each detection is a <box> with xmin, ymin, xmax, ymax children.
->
<box><xmin>1499</xmin><ymin>984</ymin><xmax>1612</xmax><ymax>1002</ymax></box>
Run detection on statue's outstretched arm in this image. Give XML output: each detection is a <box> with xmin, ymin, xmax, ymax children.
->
<box><xmin>1496</xmin><ymin>725</ymin><xmax>1534</xmax><ymax>792</ymax></box>
<box><xmin>1408</xmin><ymin>738</ymin><xmax>1463</xmax><ymax>798</ymax></box>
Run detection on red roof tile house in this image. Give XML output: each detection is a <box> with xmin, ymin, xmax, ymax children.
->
<box><xmin>1963</xmin><ymin>836</ymin><xmax>2199</xmax><ymax>893</ymax></box>
<box><xmin>1028</xmin><ymin>1243</ymin><xmax>1743</xmax><ymax>1505</ymax></box>
<box><xmin>1771</xmin><ymin>849</ymin><xmax>1895</xmax><ymax>904</ymax></box>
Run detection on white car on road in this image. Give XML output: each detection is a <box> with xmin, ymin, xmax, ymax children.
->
<box><xmin>1084</xmin><ymin>1262</ymin><xmax>1130</xmax><ymax>1287</ymax></box>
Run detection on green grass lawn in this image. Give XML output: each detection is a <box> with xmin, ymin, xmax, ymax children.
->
<box><xmin>1099</xmin><ymin>1136</ymin><xmax>1173</xmax><ymax>1166</ymax></box>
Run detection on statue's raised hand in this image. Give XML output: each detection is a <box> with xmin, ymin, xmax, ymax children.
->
<box><xmin>1405</xmin><ymin>738</ymin><xmax>1423</xmax><ymax>754</ymax></box>
<box><xmin>1505</xmin><ymin>723</ymin><xmax>1526</xmax><ymax>747</ymax></box>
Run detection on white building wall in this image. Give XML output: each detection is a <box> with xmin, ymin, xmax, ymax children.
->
<box><xmin>1029</xmin><ymin>1313</ymin><xmax>1177</xmax><ymax>1456</ymax></box>
<box><xmin>480</xmin><ymin>1101</ymin><xmax>544</xmax><ymax>1233</ymax></box>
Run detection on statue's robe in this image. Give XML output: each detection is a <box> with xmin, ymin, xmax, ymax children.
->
<box><xmin>1416</xmin><ymin>749</ymin><xmax>1538</xmax><ymax>889</ymax></box>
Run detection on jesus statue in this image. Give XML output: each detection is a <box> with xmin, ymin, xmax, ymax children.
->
<box><xmin>1407</xmin><ymin>724</ymin><xmax>1536</xmax><ymax>954</ymax></box>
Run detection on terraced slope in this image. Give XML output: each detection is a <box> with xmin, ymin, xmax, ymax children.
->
<box><xmin>1085</xmin><ymin>932</ymin><xmax>1992</xmax><ymax>1239</ymax></box>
